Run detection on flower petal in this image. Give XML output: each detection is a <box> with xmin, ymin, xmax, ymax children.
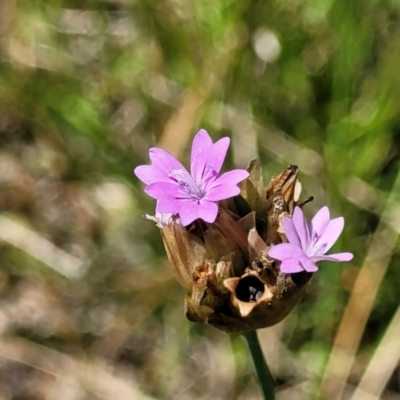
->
<box><xmin>269</xmin><ymin>243</ymin><xmax>318</xmax><ymax>273</ymax></box>
<box><xmin>145</xmin><ymin>182</ymin><xmax>188</xmax><ymax>200</ymax></box>
<box><xmin>300</xmin><ymin>257</ymin><xmax>319</xmax><ymax>272</ymax></box>
<box><xmin>190</xmin><ymin>130</ymin><xmax>214</xmax><ymax>184</ymax></box>
<box><xmin>206</xmin><ymin>136</ymin><xmax>230</xmax><ymax>175</ymax></box>
<box><xmin>310</xmin><ymin>206</ymin><xmax>330</xmax><ymax>237</ymax></box>
<box><xmin>310</xmin><ymin>252</ymin><xmax>353</xmax><ymax>263</ymax></box>
<box><xmin>134</xmin><ymin>165</ymin><xmax>169</xmax><ymax>185</ymax></box>
<box><xmin>315</xmin><ymin>216</ymin><xmax>345</xmax><ymax>253</ymax></box>
<box><xmin>280</xmin><ymin>259</ymin><xmax>305</xmax><ymax>273</ymax></box>
<box><xmin>134</xmin><ymin>148</ymin><xmax>188</xmax><ymax>185</ymax></box>
<box><xmin>268</xmin><ymin>243</ymin><xmax>306</xmax><ymax>261</ymax></box>
<box><xmin>205</xmin><ymin>169</ymin><xmax>249</xmax><ymax>201</ymax></box>
<box><xmin>178</xmin><ymin>199</ymin><xmax>219</xmax><ymax>226</ymax></box>
<box><xmin>292</xmin><ymin>207</ymin><xmax>310</xmax><ymax>250</ymax></box>
<box><xmin>155</xmin><ymin>198</ymin><xmax>183</xmax><ymax>214</ymax></box>
<box><xmin>149</xmin><ymin>148</ymin><xmax>186</xmax><ymax>175</ymax></box>
<box><xmin>283</xmin><ymin>215</ymin><xmax>302</xmax><ymax>248</ymax></box>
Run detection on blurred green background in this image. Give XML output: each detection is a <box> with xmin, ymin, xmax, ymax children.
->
<box><xmin>1</xmin><ymin>0</ymin><xmax>400</xmax><ymax>399</ymax></box>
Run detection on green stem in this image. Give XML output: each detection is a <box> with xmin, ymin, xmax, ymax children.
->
<box><xmin>244</xmin><ymin>330</ymin><xmax>276</xmax><ymax>400</ymax></box>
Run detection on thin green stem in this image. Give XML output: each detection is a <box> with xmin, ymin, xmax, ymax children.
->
<box><xmin>244</xmin><ymin>330</ymin><xmax>276</xmax><ymax>400</ymax></box>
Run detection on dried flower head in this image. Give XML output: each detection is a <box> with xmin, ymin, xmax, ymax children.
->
<box><xmin>134</xmin><ymin>130</ymin><xmax>353</xmax><ymax>333</ymax></box>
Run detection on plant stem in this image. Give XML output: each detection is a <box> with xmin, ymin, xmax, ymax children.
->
<box><xmin>244</xmin><ymin>330</ymin><xmax>276</xmax><ymax>400</ymax></box>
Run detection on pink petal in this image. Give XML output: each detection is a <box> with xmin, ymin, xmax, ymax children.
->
<box><xmin>155</xmin><ymin>198</ymin><xmax>182</xmax><ymax>213</ymax></box>
<box><xmin>300</xmin><ymin>257</ymin><xmax>319</xmax><ymax>272</ymax></box>
<box><xmin>205</xmin><ymin>170</ymin><xmax>249</xmax><ymax>201</ymax></box>
<box><xmin>178</xmin><ymin>199</ymin><xmax>218</xmax><ymax>226</ymax></box>
<box><xmin>205</xmin><ymin>184</ymin><xmax>240</xmax><ymax>201</ymax></box>
<box><xmin>280</xmin><ymin>259</ymin><xmax>305</xmax><ymax>273</ymax></box>
<box><xmin>292</xmin><ymin>207</ymin><xmax>310</xmax><ymax>250</ymax></box>
<box><xmin>134</xmin><ymin>148</ymin><xmax>187</xmax><ymax>185</ymax></box>
<box><xmin>149</xmin><ymin>148</ymin><xmax>186</xmax><ymax>174</ymax></box>
<box><xmin>315</xmin><ymin>217</ymin><xmax>344</xmax><ymax>253</ymax></box>
<box><xmin>310</xmin><ymin>206</ymin><xmax>330</xmax><ymax>237</ymax></box>
<box><xmin>268</xmin><ymin>243</ymin><xmax>306</xmax><ymax>261</ymax></box>
<box><xmin>283</xmin><ymin>215</ymin><xmax>302</xmax><ymax>248</ymax></box>
<box><xmin>206</xmin><ymin>136</ymin><xmax>230</xmax><ymax>175</ymax></box>
<box><xmin>190</xmin><ymin>130</ymin><xmax>213</xmax><ymax>184</ymax></box>
<box><xmin>145</xmin><ymin>182</ymin><xmax>188</xmax><ymax>200</ymax></box>
<box><xmin>134</xmin><ymin>165</ymin><xmax>170</xmax><ymax>185</ymax></box>
<box><xmin>310</xmin><ymin>252</ymin><xmax>353</xmax><ymax>263</ymax></box>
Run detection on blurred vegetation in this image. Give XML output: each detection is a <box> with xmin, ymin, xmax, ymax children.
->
<box><xmin>0</xmin><ymin>0</ymin><xmax>400</xmax><ymax>399</ymax></box>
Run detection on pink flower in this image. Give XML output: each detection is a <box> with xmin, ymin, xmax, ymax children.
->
<box><xmin>268</xmin><ymin>206</ymin><xmax>353</xmax><ymax>273</ymax></box>
<box><xmin>134</xmin><ymin>129</ymin><xmax>249</xmax><ymax>226</ymax></box>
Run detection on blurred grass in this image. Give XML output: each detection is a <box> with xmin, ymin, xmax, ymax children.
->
<box><xmin>0</xmin><ymin>0</ymin><xmax>400</xmax><ymax>399</ymax></box>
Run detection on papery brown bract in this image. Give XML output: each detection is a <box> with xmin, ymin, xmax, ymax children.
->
<box><xmin>156</xmin><ymin>162</ymin><xmax>313</xmax><ymax>334</ymax></box>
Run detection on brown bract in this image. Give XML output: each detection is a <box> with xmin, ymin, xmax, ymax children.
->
<box><xmin>157</xmin><ymin>162</ymin><xmax>313</xmax><ymax>334</ymax></box>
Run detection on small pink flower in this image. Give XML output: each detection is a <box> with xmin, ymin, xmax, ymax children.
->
<box><xmin>268</xmin><ymin>206</ymin><xmax>353</xmax><ymax>273</ymax></box>
<box><xmin>134</xmin><ymin>129</ymin><xmax>249</xmax><ymax>226</ymax></box>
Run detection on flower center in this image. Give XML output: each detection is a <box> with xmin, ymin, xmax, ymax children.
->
<box><xmin>306</xmin><ymin>230</ymin><xmax>327</xmax><ymax>256</ymax></box>
<box><xmin>169</xmin><ymin>169</ymin><xmax>206</xmax><ymax>200</ymax></box>
<box><xmin>178</xmin><ymin>180</ymin><xmax>205</xmax><ymax>199</ymax></box>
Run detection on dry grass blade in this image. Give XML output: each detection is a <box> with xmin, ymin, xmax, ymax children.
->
<box><xmin>207</xmin><ymin>103</ymin><xmax>323</xmax><ymax>176</ymax></box>
<box><xmin>158</xmin><ymin>88</ymin><xmax>206</xmax><ymax>156</ymax></box>
<box><xmin>0</xmin><ymin>215</ymin><xmax>86</xmax><ymax>279</ymax></box>
<box><xmin>319</xmin><ymin>171</ymin><xmax>400</xmax><ymax>399</ymax></box>
<box><xmin>349</xmin><ymin>305</ymin><xmax>400</xmax><ymax>400</ymax></box>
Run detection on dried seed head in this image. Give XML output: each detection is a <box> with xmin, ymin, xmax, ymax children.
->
<box><xmin>154</xmin><ymin>162</ymin><xmax>313</xmax><ymax>333</ymax></box>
